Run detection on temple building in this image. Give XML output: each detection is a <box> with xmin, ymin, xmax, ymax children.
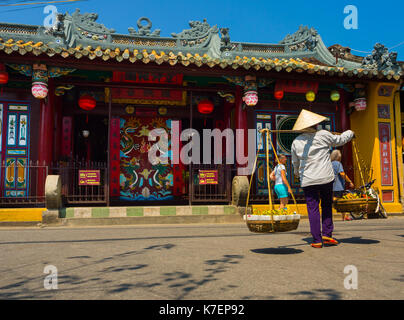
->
<box><xmin>0</xmin><ymin>10</ymin><xmax>402</xmax><ymax>214</ymax></box>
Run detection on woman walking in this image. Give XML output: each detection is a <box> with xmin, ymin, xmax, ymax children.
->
<box><xmin>330</xmin><ymin>149</ymin><xmax>355</xmax><ymax>221</ymax></box>
<box><xmin>291</xmin><ymin>109</ymin><xmax>355</xmax><ymax>248</ymax></box>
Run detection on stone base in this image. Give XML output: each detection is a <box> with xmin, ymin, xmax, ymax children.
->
<box><xmin>42</xmin><ymin>210</ymin><xmax>60</xmax><ymax>224</ymax></box>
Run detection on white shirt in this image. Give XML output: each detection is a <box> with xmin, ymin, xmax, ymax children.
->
<box><xmin>274</xmin><ymin>164</ymin><xmax>286</xmax><ymax>186</ymax></box>
<box><xmin>291</xmin><ymin>129</ymin><xmax>354</xmax><ymax>187</ymax></box>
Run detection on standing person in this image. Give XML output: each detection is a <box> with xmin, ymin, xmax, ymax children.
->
<box><xmin>291</xmin><ymin>109</ymin><xmax>354</xmax><ymax>248</ymax></box>
<box><xmin>330</xmin><ymin>149</ymin><xmax>355</xmax><ymax>221</ymax></box>
<box><xmin>271</xmin><ymin>154</ymin><xmax>293</xmax><ymax>210</ymax></box>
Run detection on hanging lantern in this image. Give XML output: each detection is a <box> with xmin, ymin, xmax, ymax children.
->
<box><xmin>158</xmin><ymin>107</ymin><xmax>167</xmax><ymax>116</ymax></box>
<box><xmin>0</xmin><ymin>64</ymin><xmax>9</xmax><ymax>85</ymax></box>
<box><xmin>79</xmin><ymin>94</ymin><xmax>96</xmax><ymax>111</ymax></box>
<box><xmin>306</xmin><ymin>90</ymin><xmax>315</xmax><ymax>102</ymax></box>
<box><xmin>198</xmin><ymin>99</ymin><xmax>214</xmax><ymax>114</ymax></box>
<box><xmin>31</xmin><ymin>82</ymin><xmax>48</xmax><ymax>99</ymax></box>
<box><xmin>243</xmin><ymin>90</ymin><xmax>258</xmax><ymax>107</ymax></box>
<box><xmin>354</xmin><ymin>98</ymin><xmax>367</xmax><ymax>111</ymax></box>
<box><xmin>274</xmin><ymin>90</ymin><xmax>284</xmax><ymax>109</ymax></box>
<box><xmin>330</xmin><ymin>90</ymin><xmax>340</xmax><ymax>102</ymax></box>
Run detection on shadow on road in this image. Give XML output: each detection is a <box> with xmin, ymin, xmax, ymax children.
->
<box><xmin>288</xmin><ymin>288</ymin><xmax>342</xmax><ymax>300</ymax></box>
<box><xmin>251</xmin><ymin>248</ymin><xmax>303</xmax><ymax>255</ymax></box>
<box><xmin>300</xmin><ymin>236</ymin><xmax>380</xmax><ymax>245</ymax></box>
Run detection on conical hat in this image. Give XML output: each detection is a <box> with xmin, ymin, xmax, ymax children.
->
<box><xmin>292</xmin><ymin>109</ymin><xmax>329</xmax><ymax>131</ymax></box>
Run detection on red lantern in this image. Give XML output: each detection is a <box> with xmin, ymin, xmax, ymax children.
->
<box><xmin>0</xmin><ymin>63</ymin><xmax>8</xmax><ymax>86</ymax></box>
<box><xmin>198</xmin><ymin>99</ymin><xmax>214</xmax><ymax>114</ymax></box>
<box><xmin>274</xmin><ymin>90</ymin><xmax>283</xmax><ymax>109</ymax></box>
<box><xmin>274</xmin><ymin>90</ymin><xmax>284</xmax><ymax>100</ymax></box>
<box><xmin>79</xmin><ymin>95</ymin><xmax>96</xmax><ymax>111</ymax></box>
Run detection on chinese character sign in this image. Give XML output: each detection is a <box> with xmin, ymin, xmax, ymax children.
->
<box><xmin>378</xmin><ymin>123</ymin><xmax>392</xmax><ymax>186</ymax></box>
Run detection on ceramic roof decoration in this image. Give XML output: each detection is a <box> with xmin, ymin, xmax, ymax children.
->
<box><xmin>0</xmin><ymin>9</ymin><xmax>401</xmax><ymax>80</ymax></box>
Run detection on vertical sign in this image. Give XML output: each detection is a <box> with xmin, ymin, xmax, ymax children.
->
<box><xmin>378</xmin><ymin>123</ymin><xmax>393</xmax><ymax>186</ymax></box>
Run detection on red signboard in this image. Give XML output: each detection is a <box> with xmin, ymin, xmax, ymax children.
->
<box><xmin>79</xmin><ymin>170</ymin><xmax>100</xmax><ymax>186</ymax></box>
<box><xmin>199</xmin><ymin>170</ymin><xmax>218</xmax><ymax>185</ymax></box>
<box><xmin>107</xmin><ymin>72</ymin><xmax>187</xmax><ymax>106</ymax></box>
<box><xmin>378</xmin><ymin>123</ymin><xmax>393</xmax><ymax>186</ymax></box>
<box><xmin>274</xmin><ymin>79</ymin><xmax>319</xmax><ymax>94</ymax></box>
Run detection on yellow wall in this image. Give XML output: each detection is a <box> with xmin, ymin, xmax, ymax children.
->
<box><xmin>350</xmin><ymin>82</ymin><xmax>402</xmax><ymax>213</ymax></box>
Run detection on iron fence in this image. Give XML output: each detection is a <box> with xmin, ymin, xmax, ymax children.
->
<box><xmin>51</xmin><ymin>161</ymin><xmax>108</xmax><ymax>206</ymax></box>
<box><xmin>190</xmin><ymin>164</ymin><xmax>233</xmax><ymax>203</ymax></box>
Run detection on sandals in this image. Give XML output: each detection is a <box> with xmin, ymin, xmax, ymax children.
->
<box><xmin>322</xmin><ymin>236</ymin><xmax>339</xmax><ymax>245</ymax></box>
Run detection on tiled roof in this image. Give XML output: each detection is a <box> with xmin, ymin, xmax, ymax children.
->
<box><xmin>0</xmin><ymin>38</ymin><xmax>401</xmax><ymax>81</ymax></box>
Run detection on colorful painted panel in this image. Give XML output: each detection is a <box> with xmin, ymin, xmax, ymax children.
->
<box><xmin>378</xmin><ymin>123</ymin><xmax>393</xmax><ymax>186</ymax></box>
<box><xmin>7</xmin><ymin>114</ymin><xmax>17</xmax><ymax>146</ymax></box>
<box><xmin>1</xmin><ymin>103</ymin><xmax>30</xmax><ymax>198</ymax></box>
<box><xmin>120</xmin><ymin>116</ymin><xmax>175</xmax><ymax>201</ymax></box>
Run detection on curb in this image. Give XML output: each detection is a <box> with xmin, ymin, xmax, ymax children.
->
<box><xmin>60</xmin><ymin>205</ymin><xmax>238</xmax><ymax>219</ymax></box>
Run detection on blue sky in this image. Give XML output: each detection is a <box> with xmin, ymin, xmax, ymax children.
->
<box><xmin>0</xmin><ymin>0</ymin><xmax>403</xmax><ymax>59</ymax></box>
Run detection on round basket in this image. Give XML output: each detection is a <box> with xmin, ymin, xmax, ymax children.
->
<box><xmin>334</xmin><ymin>198</ymin><xmax>377</xmax><ymax>213</ymax></box>
<box><xmin>246</xmin><ymin>219</ymin><xmax>300</xmax><ymax>233</ymax></box>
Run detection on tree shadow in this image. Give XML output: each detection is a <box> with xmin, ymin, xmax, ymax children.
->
<box><xmin>392</xmin><ymin>275</ymin><xmax>404</xmax><ymax>282</ymax></box>
<box><xmin>288</xmin><ymin>288</ymin><xmax>343</xmax><ymax>300</ymax></box>
<box><xmin>251</xmin><ymin>248</ymin><xmax>303</xmax><ymax>255</ymax></box>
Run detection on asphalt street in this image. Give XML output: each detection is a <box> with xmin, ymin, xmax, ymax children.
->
<box><xmin>0</xmin><ymin>217</ymin><xmax>403</xmax><ymax>300</ymax></box>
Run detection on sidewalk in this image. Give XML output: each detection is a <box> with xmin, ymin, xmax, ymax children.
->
<box><xmin>0</xmin><ymin>205</ymin><xmax>403</xmax><ymax>227</ymax></box>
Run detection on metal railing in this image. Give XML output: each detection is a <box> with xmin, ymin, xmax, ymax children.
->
<box><xmin>51</xmin><ymin>161</ymin><xmax>107</xmax><ymax>206</ymax></box>
<box><xmin>190</xmin><ymin>164</ymin><xmax>233</xmax><ymax>203</ymax></box>
<box><xmin>0</xmin><ymin>161</ymin><xmax>47</xmax><ymax>207</ymax></box>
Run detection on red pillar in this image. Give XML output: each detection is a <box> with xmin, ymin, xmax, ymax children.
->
<box><xmin>235</xmin><ymin>85</ymin><xmax>248</xmax><ymax>175</ymax></box>
<box><xmin>339</xmin><ymin>88</ymin><xmax>354</xmax><ymax>182</ymax></box>
<box><xmin>37</xmin><ymin>80</ymin><xmax>55</xmax><ymax>195</ymax></box>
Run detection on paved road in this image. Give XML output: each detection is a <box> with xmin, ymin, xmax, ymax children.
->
<box><xmin>0</xmin><ymin>217</ymin><xmax>403</xmax><ymax>300</ymax></box>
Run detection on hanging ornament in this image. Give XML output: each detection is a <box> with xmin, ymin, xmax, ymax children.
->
<box><xmin>330</xmin><ymin>90</ymin><xmax>340</xmax><ymax>111</ymax></box>
<box><xmin>197</xmin><ymin>99</ymin><xmax>214</xmax><ymax>114</ymax></box>
<box><xmin>305</xmin><ymin>90</ymin><xmax>316</xmax><ymax>102</ymax></box>
<box><xmin>243</xmin><ymin>90</ymin><xmax>258</xmax><ymax>107</ymax></box>
<box><xmin>31</xmin><ymin>82</ymin><xmax>48</xmax><ymax>99</ymax></box>
<box><xmin>274</xmin><ymin>90</ymin><xmax>284</xmax><ymax>109</ymax></box>
<box><xmin>79</xmin><ymin>94</ymin><xmax>97</xmax><ymax>111</ymax></box>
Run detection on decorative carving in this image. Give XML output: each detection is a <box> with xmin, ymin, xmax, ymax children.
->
<box><xmin>128</xmin><ymin>17</ymin><xmax>161</xmax><ymax>37</ymax></box>
<box><xmin>279</xmin><ymin>25</ymin><xmax>318</xmax><ymax>52</ymax></box>
<box><xmin>220</xmin><ymin>28</ymin><xmax>232</xmax><ymax>52</ymax></box>
<box><xmin>328</xmin><ymin>44</ymin><xmax>363</xmax><ymax>64</ymax></box>
<box><xmin>63</xmin><ymin>9</ymin><xmax>115</xmax><ymax>47</ymax></box>
<box><xmin>171</xmin><ymin>19</ymin><xmax>219</xmax><ymax>47</ymax></box>
<box><xmin>362</xmin><ymin>43</ymin><xmax>401</xmax><ymax>74</ymax></box>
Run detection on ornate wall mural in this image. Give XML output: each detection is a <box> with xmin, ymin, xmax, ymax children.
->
<box><xmin>119</xmin><ymin>116</ymin><xmax>175</xmax><ymax>201</ymax></box>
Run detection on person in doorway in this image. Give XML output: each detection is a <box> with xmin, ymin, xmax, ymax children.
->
<box><xmin>271</xmin><ymin>154</ymin><xmax>293</xmax><ymax>210</ymax></box>
<box><xmin>330</xmin><ymin>149</ymin><xmax>355</xmax><ymax>221</ymax></box>
<box><xmin>291</xmin><ymin>109</ymin><xmax>355</xmax><ymax>248</ymax></box>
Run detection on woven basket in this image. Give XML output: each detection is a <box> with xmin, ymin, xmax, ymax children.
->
<box><xmin>334</xmin><ymin>198</ymin><xmax>377</xmax><ymax>213</ymax></box>
<box><xmin>246</xmin><ymin>216</ymin><xmax>300</xmax><ymax>233</ymax></box>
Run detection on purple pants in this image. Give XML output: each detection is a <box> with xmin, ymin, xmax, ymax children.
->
<box><xmin>303</xmin><ymin>181</ymin><xmax>334</xmax><ymax>243</ymax></box>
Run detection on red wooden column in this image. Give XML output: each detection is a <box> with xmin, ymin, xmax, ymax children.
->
<box><xmin>235</xmin><ymin>85</ymin><xmax>248</xmax><ymax>175</ymax></box>
<box><xmin>37</xmin><ymin>80</ymin><xmax>55</xmax><ymax>196</ymax></box>
<box><xmin>339</xmin><ymin>88</ymin><xmax>354</xmax><ymax>182</ymax></box>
